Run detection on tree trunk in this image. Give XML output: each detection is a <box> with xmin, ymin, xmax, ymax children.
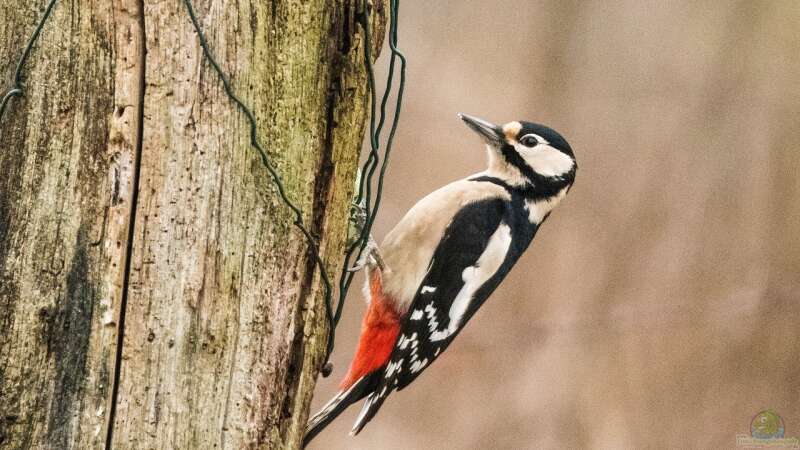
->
<box><xmin>0</xmin><ymin>1</ymin><xmax>384</xmax><ymax>449</ymax></box>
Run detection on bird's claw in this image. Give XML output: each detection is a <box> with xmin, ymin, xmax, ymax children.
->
<box><xmin>348</xmin><ymin>236</ymin><xmax>385</xmax><ymax>273</ymax></box>
<box><xmin>347</xmin><ymin>259</ymin><xmax>368</xmax><ymax>273</ymax></box>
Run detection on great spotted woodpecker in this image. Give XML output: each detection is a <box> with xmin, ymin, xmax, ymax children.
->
<box><xmin>304</xmin><ymin>114</ymin><xmax>577</xmax><ymax>446</ymax></box>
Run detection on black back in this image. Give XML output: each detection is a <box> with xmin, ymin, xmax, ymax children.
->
<box><xmin>350</xmin><ymin>180</ymin><xmax>540</xmax><ymax>433</ymax></box>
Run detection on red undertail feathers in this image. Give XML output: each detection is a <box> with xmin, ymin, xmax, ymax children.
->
<box><xmin>340</xmin><ymin>270</ymin><xmax>401</xmax><ymax>390</ymax></box>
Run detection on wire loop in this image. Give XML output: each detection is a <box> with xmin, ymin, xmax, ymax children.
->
<box><xmin>0</xmin><ymin>0</ymin><xmax>404</xmax><ymax>374</ymax></box>
<box><xmin>183</xmin><ymin>0</ymin><xmax>405</xmax><ymax>370</ymax></box>
<box><xmin>0</xmin><ymin>0</ymin><xmax>58</xmax><ymax>127</ymax></box>
<box><xmin>335</xmin><ymin>0</ymin><xmax>406</xmax><ymax>330</ymax></box>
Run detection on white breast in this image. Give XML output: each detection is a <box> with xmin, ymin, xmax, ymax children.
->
<box><xmin>377</xmin><ymin>179</ymin><xmax>510</xmax><ymax>313</ymax></box>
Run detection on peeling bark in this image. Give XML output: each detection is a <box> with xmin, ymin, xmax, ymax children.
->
<box><xmin>0</xmin><ymin>0</ymin><xmax>384</xmax><ymax>449</ymax></box>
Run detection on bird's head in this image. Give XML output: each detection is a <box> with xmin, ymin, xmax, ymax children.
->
<box><xmin>459</xmin><ymin>113</ymin><xmax>576</xmax><ymax>192</ymax></box>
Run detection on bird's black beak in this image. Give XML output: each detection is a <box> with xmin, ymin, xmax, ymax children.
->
<box><xmin>458</xmin><ymin>113</ymin><xmax>504</xmax><ymax>146</ymax></box>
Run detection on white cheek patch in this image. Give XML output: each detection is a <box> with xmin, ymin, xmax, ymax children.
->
<box><xmin>516</xmin><ymin>143</ymin><xmax>574</xmax><ymax>178</ymax></box>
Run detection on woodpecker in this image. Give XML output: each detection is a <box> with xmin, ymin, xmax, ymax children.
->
<box><xmin>304</xmin><ymin>113</ymin><xmax>577</xmax><ymax>446</ymax></box>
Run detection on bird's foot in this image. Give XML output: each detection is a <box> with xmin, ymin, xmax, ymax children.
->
<box><xmin>348</xmin><ymin>235</ymin><xmax>386</xmax><ymax>273</ymax></box>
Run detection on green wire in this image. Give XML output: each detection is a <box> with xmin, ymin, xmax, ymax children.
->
<box><xmin>335</xmin><ymin>0</ymin><xmax>406</xmax><ymax>329</ymax></box>
<box><xmin>0</xmin><ymin>0</ymin><xmax>405</xmax><ymax>375</ymax></box>
<box><xmin>183</xmin><ymin>0</ymin><xmax>406</xmax><ymax>371</ymax></box>
<box><xmin>182</xmin><ymin>0</ymin><xmax>338</xmax><ymax>364</ymax></box>
<box><xmin>0</xmin><ymin>0</ymin><xmax>59</xmax><ymax>126</ymax></box>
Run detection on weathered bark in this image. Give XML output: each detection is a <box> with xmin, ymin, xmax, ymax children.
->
<box><xmin>0</xmin><ymin>1</ymin><xmax>384</xmax><ymax>449</ymax></box>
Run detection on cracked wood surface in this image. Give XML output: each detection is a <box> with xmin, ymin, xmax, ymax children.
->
<box><xmin>0</xmin><ymin>0</ymin><xmax>144</xmax><ymax>448</ymax></box>
<box><xmin>0</xmin><ymin>1</ymin><xmax>384</xmax><ymax>449</ymax></box>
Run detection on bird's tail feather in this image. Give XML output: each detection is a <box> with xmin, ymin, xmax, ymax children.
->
<box><xmin>303</xmin><ymin>373</ymin><xmax>378</xmax><ymax>448</ymax></box>
<box><xmin>350</xmin><ymin>388</ymin><xmax>390</xmax><ymax>436</ymax></box>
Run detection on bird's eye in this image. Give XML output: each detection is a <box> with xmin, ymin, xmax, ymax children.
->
<box><xmin>520</xmin><ymin>135</ymin><xmax>539</xmax><ymax>147</ymax></box>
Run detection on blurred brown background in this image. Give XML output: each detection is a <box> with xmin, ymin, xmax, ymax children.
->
<box><xmin>310</xmin><ymin>1</ymin><xmax>800</xmax><ymax>448</ymax></box>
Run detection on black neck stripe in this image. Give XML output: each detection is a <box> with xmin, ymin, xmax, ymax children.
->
<box><xmin>497</xmin><ymin>144</ymin><xmax>576</xmax><ymax>200</ymax></box>
<box><xmin>500</xmin><ymin>144</ymin><xmax>539</xmax><ymax>182</ymax></box>
<box><xmin>468</xmin><ymin>175</ymin><xmax>537</xmax><ymax>199</ymax></box>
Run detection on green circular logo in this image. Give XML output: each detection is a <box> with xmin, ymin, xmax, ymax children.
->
<box><xmin>751</xmin><ymin>410</ymin><xmax>785</xmax><ymax>439</ymax></box>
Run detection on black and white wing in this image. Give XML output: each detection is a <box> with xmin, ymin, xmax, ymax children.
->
<box><xmin>351</xmin><ymin>196</ymin><xmax>535</xmax><ymax>434</ymax></box>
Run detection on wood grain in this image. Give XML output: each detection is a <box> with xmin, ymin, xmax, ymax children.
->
<box><xmin>0</xmin><ymin>0</ymin><xmax>384</xmax><ymax>448</ymax></box>
<box><xmin>0</xmin><ymin>0</ymin><xmax>143</xmax><ymax>448</ymax></box>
